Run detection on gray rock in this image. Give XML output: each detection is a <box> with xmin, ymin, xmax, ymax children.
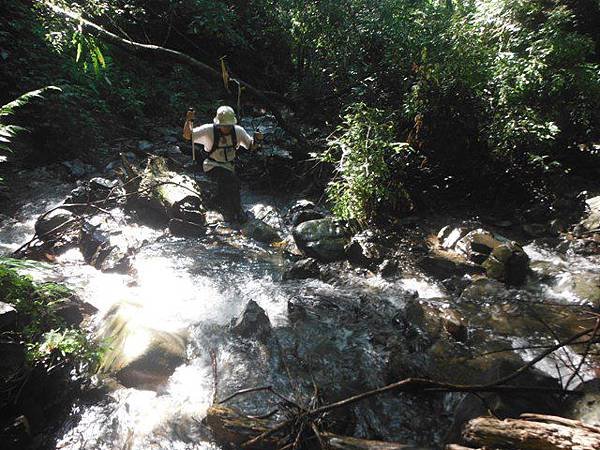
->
<box><xmin>230</xmin><ymin>300</ymin><xmax>271</xmax><ymax>341</ymax></box>
<box><xmin>346</xmin><ymin>230</ymin><xmax>386</xmax><ymax>268</ymax></box>
<box><xmin>241</xmin><ymin>218</ymin><xmax>281</xmax><ymax>243</ymax></box>
<box><xmin>292</xmin><ymin>210</ymin><xmax>324</xmax><ymax>226</ymax></box>
<box><xmin>482</xmin><ymin>242</ymin><xmax>530</xmax><ymax>285</ymax></box>
<box><xmin>34</xmin><ymin>209</ymin><xmax>74</xmax><ymax>238</ymax></box>
<box><xmin>138</xmin><ymin>140</ymin><xmax>154</xmax><ymax>152</ymax></box>
<box><xmin>0</xmin><ymin>301</ymin><xmax>17</xmax><ymax>330</ymax></box>
<box><xmin>79</xmin><ymin>219</ymin><xmax>136</xmax><ymax>273</ymax></box>
<box><xmin>292</xmin><ymin>217</ymin><xmax>351</xmax><ymax>262</ymax></box>
<box><xmin>62</xmin><ymin>159</ymin><xmax>95</xmax><ymax>178</ymax></box>
<box><xmin>564</xmin><ymin>379</ymin><xmax>600</xmax><ymax>426</ymax></box>
<box><xmin>283</xmin><ymin>258</ymin><xmax>320</xmax><ymax>280</ymax></box>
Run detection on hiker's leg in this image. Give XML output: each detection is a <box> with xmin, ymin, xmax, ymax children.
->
<box><xmin>221</xmin><ymin>170</ymin><xmax>242</xmax><ymax>219</ymax></box>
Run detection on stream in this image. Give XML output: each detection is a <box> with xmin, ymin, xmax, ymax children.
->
<box><xmin>1</xmin><ymin>159</ymin><xmax>599</xmax><ymax>449</ymax></box>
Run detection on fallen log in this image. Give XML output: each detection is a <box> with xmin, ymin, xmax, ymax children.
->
<box><xmin>204</xmin><ymin>404</ymin><xmax>281</xmax><ymax>450</ymax></box>
<box><xmin>456</xmin><ymin>414</ymin><xmax>600</xmax><ymax>450</ymax></box>
<box><xmin>134</xmin><ymin>157</ymin><xmax>205</xmax><ymax>223</ymax></box>
<box><xmin>204</xmin><ymin>404</ymin><xmax>425</xmax><ymax>450</ymax></box>
<box><xmin>321</xmin><ymin>432</ymin><xmax>424</xmax><ymax>449</ymax></box>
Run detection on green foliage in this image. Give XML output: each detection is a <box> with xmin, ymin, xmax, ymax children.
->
<box><xmin>321</xmin><ymin>103</ymin><xmax>412</xmax><ymax>225</ymax></box>
<box><xmin>0</xmin><ymin>87</ymin><xmax>61</xmax><ymax>153</ymax></box>
<box><xmin>0</xmin><ymin>263</ymin><xmax>100</xmax><ymax>373</ymax></box>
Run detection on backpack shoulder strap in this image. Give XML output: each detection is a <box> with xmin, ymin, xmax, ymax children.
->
<box><xmin>209</xmin><ymin>124</ymin><xmax>220</xmax><ymax>155</ymax></box>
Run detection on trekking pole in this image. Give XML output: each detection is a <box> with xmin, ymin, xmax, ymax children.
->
<box><xmin>188</xmin><ymin>107</ymin><xmax>196</xmax><ymax>162</ymax></box>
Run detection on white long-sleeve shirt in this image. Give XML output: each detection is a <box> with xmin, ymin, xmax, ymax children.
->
<box><xmin>192</xmin><ymin>124</ymin><xmax>253</xmax><ymax>172</ymax></box>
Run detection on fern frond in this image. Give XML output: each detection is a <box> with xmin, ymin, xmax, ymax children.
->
<box><xmin>0</xmin><ymin>86</ymin><xmax>61</xmax><ymax>118</ymax></box>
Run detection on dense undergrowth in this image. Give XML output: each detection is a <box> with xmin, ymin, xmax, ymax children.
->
<box><xmin>0</xmin><ymin>259</ymin><xmax>101</xmax><ymax>448</ymax></box>
<box><xmin>1</xmin><ymin>0</ymin><xmax>599</xmax><ymax>223</ymax></box>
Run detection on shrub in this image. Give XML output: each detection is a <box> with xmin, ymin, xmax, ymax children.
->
<box><xmin>320</xmin><ymin>103</ymin><xmax>412</xmax><ymax>225</ymax></box>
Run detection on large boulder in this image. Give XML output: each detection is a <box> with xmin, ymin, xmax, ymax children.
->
<box><xmin>292</xmin><ymin>217</ymin><xmax>351</xmax><ymax>262</ymax></box>
<box><xmin>98</xmin><ymin>301</ymin><xmax>187</xmax><ymax>389</ymax></box>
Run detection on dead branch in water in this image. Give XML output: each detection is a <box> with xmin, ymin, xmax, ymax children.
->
<box><xmin>204</xmin><ymin>325</ymin><xmax>595</xmax><ymax>450</ymax></box>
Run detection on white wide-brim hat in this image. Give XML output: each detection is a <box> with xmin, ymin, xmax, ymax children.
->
<box><xmin>213</xmin><ymin>106</ymin><xmax>237</xmax><ymax>125</ymax></box>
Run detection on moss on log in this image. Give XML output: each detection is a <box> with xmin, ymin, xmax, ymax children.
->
<box><xmin>135</xmin><ymin>157</ymin><xmax>204</xmax><ymax>221</ymax></box>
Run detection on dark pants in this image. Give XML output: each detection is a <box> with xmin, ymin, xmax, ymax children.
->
<box><xmin>207</xmin><ymin>167</ymin><xmax>242</xmax><ymax>220</ymax></box>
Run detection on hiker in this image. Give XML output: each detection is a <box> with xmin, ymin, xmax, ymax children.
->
<box><xmin>183</xmin><ymin>106</ymin><xmax>262</xmax><ymax>222</ymax></box>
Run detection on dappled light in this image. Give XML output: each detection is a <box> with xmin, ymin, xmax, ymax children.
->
<box><xmin>1</xmin><ymin>1</ymin><xmax>599</xmax><ymax>449</ymax></box>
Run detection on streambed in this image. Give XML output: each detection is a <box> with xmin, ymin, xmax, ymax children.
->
<box><xmin>1</xmin><ymin>161</ymin><xmax>599</xmax><ymax>449</ymax></box>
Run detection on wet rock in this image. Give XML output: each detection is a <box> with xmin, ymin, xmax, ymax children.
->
<box><xmin>169</xmin><ymin>218</ymin><xmax>205</xmax><ymax>237</ymax></box>
<box><xmin>416</xmin><ymin>255</ymin><xmax>483</xmax><ymax>279</ymax></box>
<box><xmin>446</xmin><ymin>358</ymin><xmax>561</xmax><ymax>443</ymax></box>
<box><xmin>438</xmin><ymin>226</ymin><xmax>468</xmax><ymax>250</ymax></box>
<box><xmin>581</xmin><ymin>195</ymin><xmax>600</xmax><ymax>231</ymax></box>
<box><xmin>283</xmin><ymin>258</ymin><xmax>320</xmax><ymax>280</ymax></box>
<box><xmin>79</xmin><ymin>218</ymin><xmax>136</xmax><ymax>273</ymax></box>
<box><xmin>482</xmin><ymin>242</ymin><xmax>530</xmax><ymax>285</ymax></box>
<box><xmin>0</xmin><ymin>301</ymin><xmax>17</xmax><ymax>330</ymax></box>
<box><xmin>285</xmin><ymin>200</ymin><xmax>325</xmax><ymax>226</ymax></box>
<box><xmin>346</xmin><ymin>230</ymin><xmax>386</xmax><ymax>268</ymax></box>
<box><xmin>292</xmin><ymin>209</ymin><xmax>324</xmax><ymax>226</ymax></box>
<box><xmin>51</xmin><ymin>296</ymin><xmax>97</xmax><ymax>327</ymax></box>
<box><xmin>34</xmin><ymin>209</ymin><xmax>74</xmax><ymax>238</ymax></box>
<box><xmin>138</xmin><ymin>140</ymin><xmax>153</xmax><ymax>152</ymax></box>
<box><xmin>249</xmin><ymin>204</ymin><xmax>285</xmax><ymax>231</ymax></box>
<box><xmin>241</xmin><ymin>218</ymin><xmax>281</xmax><ymax>243</ymax></box>
<box><xmin>98</xmin><ymin>301</ymin><xmax>187</xmax><ymax>389</ymax></box>
<box><xmin>205</xmin><ymin>210</ymin><xmax>226</xmax><ymax>225</ymax></box>
<box><xmin>564</xmin><ymin>379</ymin><xmax>600</xmax><ymax>426</ymax></box>
<box><xmin>62</xmin><ymin>159</ymin><xmax>95</xmax><ymax>178</ymax></box>
<box><xmin>455</xmin><ymin>229</ymin><xmax>502</xmax><ymax>264</ymax></box>
<box><xmin>522</xmin><ymin>223</ymin><xmax>548</xmax><ymax>237</ymax></box>
<box><xmin>436</xmin><ymin>226</ymin><xmax>529</xmax><ymax>285</ymax></box>
<box><xmin>230</xmin><ymin>300</ymin><xmax>271</xmax><ymax>341</ymax></box>
<box><xmin>441</xmin><ymin>309</ymin><xmax>467</xmax><ymax>342</ymax></box>
<box><xmin>566</xmin><ymin>273</ymin><xmax>600</xmax><ymax>306</ymax></box>
<box><xmin>378</xmin><ymin>259</ymin><xmax>398</xmax><ymax>277</ymax></box>
<box><xmin>292</xmin><ymin>217</ymin><xmax>351</xmax><ymax>262</ymax></box>
<box><xmin>569</xmin><ymin>238</ymin><xmax>600</xmax><ymax>256</ymax></box>
<box><xmin>2</xmin><ymin>415</ymin><xmax>32</xmax><ymax>450</ymax></box>
<box><xmin>64</xmin><ymin>177</ymin><xmax>122</xmax><ymax>209</ymax></box>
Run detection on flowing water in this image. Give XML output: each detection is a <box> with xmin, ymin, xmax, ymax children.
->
<box><xmin>1</xmin><ymin>166</ymin><xmax>599</xmax><ymax>449</ymax></box>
